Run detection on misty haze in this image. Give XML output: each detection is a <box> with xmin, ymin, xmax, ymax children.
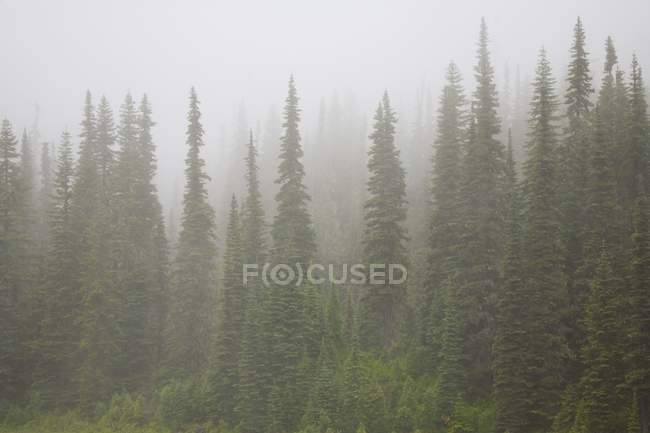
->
<box><xmin>1</xmin><ymin>1</ymin><xmax>650</xmax><ymax>433</ymax></box>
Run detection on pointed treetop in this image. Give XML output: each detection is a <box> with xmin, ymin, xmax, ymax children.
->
<box><xmin>573</xmin><ymin>17</ymin><xmax>586</xmax><ymax>46</ymax></box>
<box><xmin>605</xmin><ymin>36</ymin><xmax>618</xmax><ymax>74</ymax></box>
<box><xmin>230</xmin><ymin>193</ymin><xmax>238</xmax><ymax>213</ymax></box>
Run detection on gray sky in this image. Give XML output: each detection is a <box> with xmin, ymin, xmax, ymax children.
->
<box><xmin>2</xmin><ymin>0</ymin><xmax>649</xmax><ymax>206</ymax></box>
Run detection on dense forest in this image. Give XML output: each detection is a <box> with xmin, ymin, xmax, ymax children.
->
<box><xmin>1</xmin><ymin>16</ymin><xmax>650</xmax><ymax>433</ymax></box>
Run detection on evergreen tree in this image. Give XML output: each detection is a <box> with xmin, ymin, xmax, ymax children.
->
<box><xmin>435</xmin><ymin>277</ymin><xmax>465</xmax><ymax>421</ymax></box>
<box><xmin>578</xmin><ymin>247</ymin><xmax>625</xmax><ymax>433</ymax></box>
<box><xmin>38</xmin><ymin>141</ymin><xmax>53</xmax><ymax>246</ymax></box>
<box><xmin>267</xmin><ymin>76</ymin><xmax>315</xmax><ymax>433</ymax></box>
<box><xmin>19</xmin><ymin>130</ymin><xmax>36</xmax><ymax>232</ymax></box>
<box><xmin>242</xmin><ymin>130</ymin><xmax>266</xmax><ymax>265</ymax></box>
<box><xmin>95</xmin><ymin>95</ymin><xmax>116</xmax><ymax>194</ymax></box>
<box><xmin>581</xmin><ymin>37</ymin><xmax>624</xmax><ymax>277</ymax></box>
<box><xmin>67</xmin><ymin>91</ymin><xmax>98</xmax><ymax>406</ymax></box>
<box><xmin>520</xmin><ymin>48</ymin><xmax>565</xmax><ymax>431</ymax></box>
<box><xmin>493</xmin><ymin>131</ymin><xmax>529</xmax><ymax>433</ymax></box>
<box><xmin>457</xmin><ymin>18</ymin><xmax>505</xmax><ymax>393</ymax></box>
<box><xmin>236</xmin><ymin>130</ymin><xmax>270</xmax><ymax>432</ymax></box>
<box><xmin>360</xmin><ymin>91</ymin><xmax>408</xmax><ymax>349</ymax></box>
<box><xmin>35</xmin><ymin>131</ymin><xmax>77</xmax><ymax>407</ymax></box>
<box><xmin>270</xmin><ymin>75</ymin><xmax>316</xmax><ymax>264</ymax></box>
<box><xmin>560</xmin><ymin>18</ymin><xmax>594</xmax><ymax>375</ymax></box>
<box><xmin>167</xmin><ymin>87</ymin><xmax>218</xmax><ymax>375</ymax></box>
<box><xmin>425</xmin><ymin>62</ymin><xmax>466</xmax><ymax>366</ymax></box>
<box><xmin>17</xmin><ymin>128</ymin><xmax>39</xmax><ymax>383</ymax></box>
<box><xmin>237</xmin><ymin>284</ymin><xmax>269</xmax><ymax>433</ymax></box>
<box><xmin>112</xmin><ymin>92</ymin><xmax>168</xmax><ymax>391</ymax></box>
<box><xmin>0</xmin><ymin>118</ymin><xmax>26</xmax><ymax>404</ymax></box>
<box><xmin>135</xmin><ymin>94</ymin><xmax>169</xmax><ymax>380</ymax></box>
<box><xmin>625</xmin><ymin>56</ymin><xmax>649</xmax><ymax>203</ymax></box>
<box><xmin>341</xmin><ymin>326</ymin><xmax>362</xmax><ymax>433</ymax></box>
<box><xmin>77</xmin><ymin>95</ymin><xmax>120</xmax><ymax>409</ymax></box>
<box><xmin>628</xmin><ymin>194</ymin><xmax>650</xmax><ymax>433</ymax></box>
<box><xmin>212</xmin><ymin>194</ymin><xmax>244</xmax><ymax>425</ymax></box>
<box><xmin>302</xmin><ymin>340</ymin><xmax>341</xmax><ymax>433</ymax></box>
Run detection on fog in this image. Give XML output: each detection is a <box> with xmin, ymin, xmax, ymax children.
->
<box><xmin>2</xmin><ymin>0</ymin><xmax>649</xmax><ymax>216</ymax></box>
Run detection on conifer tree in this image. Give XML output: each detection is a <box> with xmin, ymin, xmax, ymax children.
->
<box><xmin>435</xmin><ymin>277</ymin><xmax>465</xmax><ymax>421</ymax></box>
<box><xmin>0</xmin><ymin>118</ymin><xmax>26</xmax><ymax>403</ymax></box>
<box><xmin>270</xmin><ymin>75</ymin><xmax>316</xmax><ymax>264</ymax></box>
<box><xmin>38</xmin><ymin>141</ymin><xmax>53</xmax><ymax>246</ymax></box>
<box><xmin>560</xmin><ymin>19</ymin><xmax>594</xmax><ymax>372</ymax></box>
<box><xmin>112</xmin><ymin>92</ymin><xmax>167</xmax><ymax>391</ymax></box>
<box><xmin>95</xmin><ymin>96</ymin><xmax>116</xmax><ymax>194</ymax></box>
<box><xmin>17</xmin><ymin>128</ymin><xmax>39</xmax><ymax>379</ymax></box>
<box><xmin>578</xmin><ymin>248</ymin><xmax>625</xmax><ymax>433</ymax></box>
<box><xmin>68</xmin><ymin>91</ymin><xmax>98</xmax><ymax>405</ymax></box>
<box><xmin>457</xmin><ymin>18</ymin><xmax>505</xmax><ymax>392</ymax></box>
<box><xmin>237</xmin><ymin>284</ymin><xmax>269</xmax><ymax>433</ymax></box>
<box><xmin>628</xmin><ymin>194</ymin><xmax>650</xmax><ymax>433</ymax></box>
<box><xmin>267</xmin><ymin>76</ymin><xmax>316</xmax><ymax>433</ymax></box>
<box><xmin>341</xmin><ymin>326</ymin><xmax>362</xmax><ymax>433</ymax></box>
<box><xmin>18</xmin><ymin>130</ymin><xmax>38</xmax><ymax>294</ymax></box>
<box><xmin>36</xmin><ymin>131</ymin><xmax>77</xmax><ymax>407</ymax></box>
<box><xmin>236</xmin><ymin>130</ymin><xmax>270</xmax><ymax>432</ymax></box>
<box><xmin>167</xmin><ymin>87</ymin><xmax>218</xmax><ymax>375</ymax></box>
<box><xmin>135</xmin><ymin>94</ymin><xmax>169</xmax><ymax>377</ymax></box>
<box><xmin>242</xmin><ymin>130</ymin><xmax>266</xmax><ymax>265</ymax></box>
<box><xmin>581</xmin><ymin>37</ymin><xmax>624</xmax><ymax>277</ymax></box>
<box><xmin>520</xmin><ymin>48</ymin><xmax>565</xmax><ymax>431</ymax></box>
<box><xmin>493</xmin><ymin>131</ymin><xmax>529</xmax><ymax>433</ymax></box>
<box><xmin>360</xmin><ymin>91</ymin><xmax>408</xmax><ymax>350</ymax></box>
<box><xmin>70</xmin><ymin>91</ymin><xmax>98</xmax><ymax>259</ymax></box>
<box><xmin>425</xmin><ymin>62</ymin><xmax>466</xmax><ymax>365</ymax></box>
<box><xmin>212</xmin><ymin>194</ymin><xmax>244</xmax><ymax>425</ymax></box>
<box><xmin>19</xmin><ymin>130</ymin><xmax>35</xmax><ymax>228</ymax></box>
<box><xmin>77</xmin><ymin>95</ymin><xmax>120</xmax><ymax>409</ymax></box>
<box><xmin>625</xmin><ymin>56</ymin><xmax>649</xmax><ymax>203</ymax></box>
<box><xmin>302</xmin><ymin>339</ymin><xmax>341</xmax><ymax>433</ymax></box>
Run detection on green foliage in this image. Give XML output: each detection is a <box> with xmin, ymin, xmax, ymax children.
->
<box><xmin>210</xmin><ymin>194</ymin><xmax>244</xmax><ymax>425</ymax></box>
<box><xmin>519</xmin><ymin>47</ymin><xmax>565</xmax><ymax>432</ymax></box>
<box><xmin>424</xmin><ymin>62</ymin><xmax>466</xmax><ymax>368</ymax></box>
<box><xmin>167</xmin><ymin>87</ymin><xmax>218</xmax><ymax>376</ymax></box>
<box><xmin>270</xmin><ymin>75</ymin><xmax>316</xmax><ymax>265</ymax></box>
<box><xmin>158</xmin><ymin>378</ymin><xmax>208</xmax><ymax>430</ymax></box>
<box><xmin>456</xmin><ymin>19</ymin><xmax>505</xmax><ymax>396</ymax></box>
<box><xmin>3</xmin><ymin>16</ymin><xmax>650</xmax><ymax>433</ymax></box>
<box><xmin>360</xmin><ymin>92</ymin><xmax>408</xmax><ymax>350</ymax></box>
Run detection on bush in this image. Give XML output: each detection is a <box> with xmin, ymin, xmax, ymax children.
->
<box><xmin>100</xmin><ymin>393</ymin><xmax>147</xmax><ymax>429</ymax></box>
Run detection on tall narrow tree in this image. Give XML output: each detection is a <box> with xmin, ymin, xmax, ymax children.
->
<box><xmin>77</xmin><ymin>95</ymin><xmax>120</xmax><ymax>409</ymax></box>
<box><xmin>458</xmin><ymin>18</ymin><xmax>505</xmax><ymax>392</ymax></box>
<box><xmin>267</xmin><ymin>76</ymin><xmax>316</xmax><ymax>433</ymax></box>
<box><xmin>520</xmin><ymin>48</ymin><xmax>565</xmax><ymax>431</ymax></box>
<box><xmin>0</xmin><ymin>119</ymin><xmax>27</xmax><ymax>403</ymax></box>
<box><xmin>212</xmin><ymin>194</ymin><xmax>244</xmax><ymax>425</ymax></box>
<box><xmin>166</xmin><ymin>87</ymin><xmax>218</xmax><ymax>375</ymax></box>
<box><xmin>493</xmin><ymin>131</ymin><xmax>529</xmax><ymax>433</ymax></box>
<box><xmin>560</xmin><ymin>17</ymin><xmax>594</xmax><ymax>381</ymax></box>
<box><xmin>360</xmin><ymin>92</ymin><xmax>408</xmax><ymax>350</ymax></box>
<box><xmin>425</xmin><ymin>62</ymin><xmax>466</xmax><ymax>364</ymax></box>
<box><xmin>270</xmin><ymin>75</ymin><xmax>316</xmax><ymax>264</ymax></box>
<box><xmin>36</xmin><ymin>131</ymin><xmax>77</xmax><ymax>407</ymax></box>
